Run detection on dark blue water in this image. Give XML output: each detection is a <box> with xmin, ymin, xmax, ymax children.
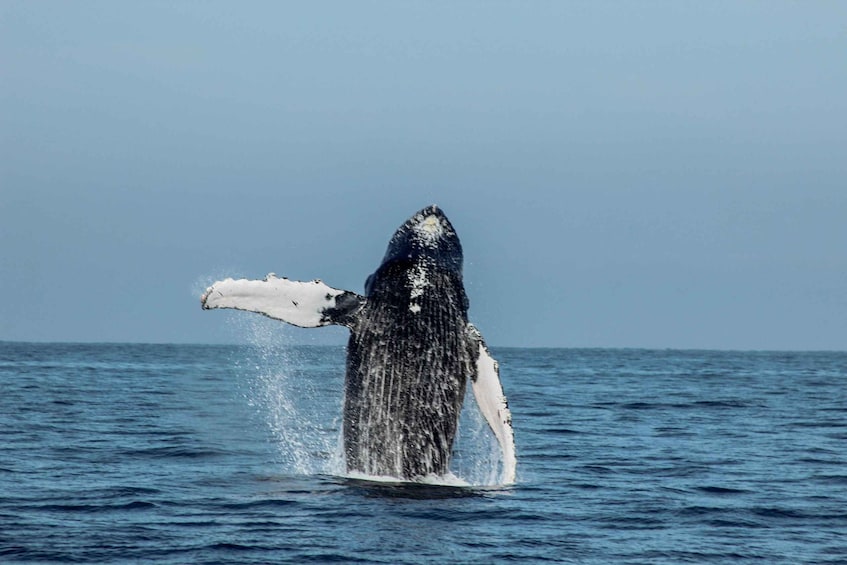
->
<box><xmin>2</xmin><ymin>342</ymin><xmax>846</xmax><ymax>563</ymax></box>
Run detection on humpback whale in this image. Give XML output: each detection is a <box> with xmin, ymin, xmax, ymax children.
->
<box><xmin>201</xmin><ymin>206</ymin><xmax>516</xmax><ymax>484</ymax></box>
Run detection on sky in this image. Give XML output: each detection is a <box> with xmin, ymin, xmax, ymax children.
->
<box><xmin>1</xmin><ymin>2</ymin><xmax>846</xmax><ymax>350</ymax></box>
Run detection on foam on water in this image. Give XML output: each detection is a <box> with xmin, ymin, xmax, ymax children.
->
<box><xmin>343</xmin><ymin>470</ymin><xmax>471</xmax><ymax>488</ymax></box>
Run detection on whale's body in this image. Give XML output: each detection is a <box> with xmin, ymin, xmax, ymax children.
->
<box><xmin>202</xmin><ymin>206</ymin><xmax>515</xmax><ymax>483</ymax></box>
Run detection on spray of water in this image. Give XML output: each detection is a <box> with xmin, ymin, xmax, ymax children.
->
<box><xmin>453</xmin><ymin>386</ymin><xmax>506</xmax><ymax>486</ymax></box>
<box><xmin>229</xmin><ymin>315</ymin><xmax>340</xmax><ymax>476</ymax></box>
<box><xmin>226</xmin><ymin>313</ymin><xmax>509</xmax><ymax>486</ymax></box>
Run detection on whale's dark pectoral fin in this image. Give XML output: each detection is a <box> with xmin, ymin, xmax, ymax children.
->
<box><xmin>467</xmin><ymin>324</ymin><xmax>516</xmax><ymax>485</ymax></box>
<box><xmin>201</xmin><ymin>274</ymin><xmax>364</xmax><ymax>328</ymax></box>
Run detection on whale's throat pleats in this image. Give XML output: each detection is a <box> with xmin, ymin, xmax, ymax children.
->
<box><xmin>343</xmin><ymin>269</ymin><xmax>473</xmax><ymax>479</ymax></box>
<box><xmin>201</xmin><ymin>206</ymin><xmax>516</xmax><ymax>484</ymax></box>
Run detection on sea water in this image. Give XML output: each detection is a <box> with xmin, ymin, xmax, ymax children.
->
<box><xmin>1</xmin><ymin>341</ymin><xmax>846</xmax><ymax>563</ymax></box>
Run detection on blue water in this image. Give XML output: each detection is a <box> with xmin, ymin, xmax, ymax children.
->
<box><xmin>1</xmin><ymin>342</ymin><xmax>846</xmax><ymax>563</ymax></box>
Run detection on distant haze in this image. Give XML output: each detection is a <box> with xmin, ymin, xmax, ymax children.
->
<box><xmin>1</xmin><ymin>2</ymin><xmax>845</xmax><ymax>350</ymax></box>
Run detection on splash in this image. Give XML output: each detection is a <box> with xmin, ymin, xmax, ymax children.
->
<box><xmin>452</xmin><ymin>385</ymin><xmax>506</xmax><ymax>486</ymax></box>
<box><xmin>228</xmin><ymin>313</ymin><xmax>510</xmax><ymax>486</ymax></box>
<box><xmin>234</xmin><ymin>315</ymin><xmax>343</xmax><ymax>476</ymax></box>
<box><xmin>345</xmin><ymin>470</ymin><xmax>471</xmax><ymax>487</ymax></box>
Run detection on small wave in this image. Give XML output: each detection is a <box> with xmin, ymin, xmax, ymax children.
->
<box><xmin>577</xmin><ymin>464</ymin><xmax>618</xmax><ymax>475</ymax></box>
<box><xmin>812</xmin><ymin>474</ymin><xmax>847</xmax><ymax>485</ymax></box>
<box><xmin>120</xmin><ymin>500</ymin><xmax>158</xmax><ymax>511</ymax></box>
<box><xmin>751</xmin><ymin>506</ymin><xmax>808</xmax><ymax>519</ymax></box>
<box><xmin>120</xmin><ymin>446</ymin><xmax>230</xmax><ymax>460</ymax></box>
<box><xmin>596</xmin><ymin>515</ymin><xmax>666</xmax><ymax>530</ymax></box>
<box><xmin>677</xmin><ymin>505</ymin><xmax>725</xmax><ymax>517</ymax></box>
<box><xmin>30</xmin><ymin>501</ymin><xmax>157</xmax><ymax>513</ymax></box>
<box><xmin>542</xmin><ymin>426</ymin><xmax>582</xmax><ymax>435</ymax></box>
<box><xmin>695</xmin><ymin>485</ymin><xmax>749</xmax><ymax>495</ymax></box>
<box><xmin>217</xmin><ymin>499</ymin><xmax>299</xmax><ymax>511</ymax></box>
<box><xmin>705</xmin><ymin>517</ymin><xmax>768</xmax><ymax>528</ymax></box>
<box><xmin>106</xmin><ymin>485</ymin><xmax>161</xmax><ymax>497</ymax></box>
<box><xmin>208</xmin><ymin>542</ymin><xmax>254</xmax><ymax>552</ymax></box>
<box><xmin>691</xmin><ymin>399</ymin><xmax>755</xmax><ymax>409</ymax></box>
<box><xmin>620</xmin><ymin>399</ymin><xmax>754</xmax><ymax>411</ymax></box>
<box><xmin>620</xmin><ymin>401</ymin><xmax>660</xmax><ymax>410</ymax></box>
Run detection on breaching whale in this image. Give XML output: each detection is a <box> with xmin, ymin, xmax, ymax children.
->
<box><xmin>201</xmin><ymin>206</ymin><xmax>516</xmax><ymax>484</ymax></box>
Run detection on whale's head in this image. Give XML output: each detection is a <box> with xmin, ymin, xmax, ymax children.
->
<box><xmin>365</xmin><ymin>205</ymin><xmax>464</xmax><ymax>298</ymax></box>
<box><xmin>383</xmin><ymin>205</ymin><xmax>463</xmax><ymax>270</ymax></box>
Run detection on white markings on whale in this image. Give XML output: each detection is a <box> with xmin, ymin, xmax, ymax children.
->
<box><xmin>202</xmin><ymin>205</ymin><xmax>516</xmax><ymax>484</ymax></box>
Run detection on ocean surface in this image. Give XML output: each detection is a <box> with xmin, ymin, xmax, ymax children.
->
<box><xmin>1</xmin><ymin>341</ymin><xmax>845</xmax><ymax>564</ymax></box>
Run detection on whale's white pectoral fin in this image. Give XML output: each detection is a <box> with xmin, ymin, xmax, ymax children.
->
<box><xmin>468</xmin><ymin>324</ymin><xmax>516</xmax><ymax>485</ymax></box>
<box><xmin>201</xmin><ymin>274</ymin><xmax>364</xmax><ymax>328</ymax></box>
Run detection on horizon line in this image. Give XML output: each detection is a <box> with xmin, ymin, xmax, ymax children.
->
<box><xmin>1</xmin><ymin>339</ymin><xmax>844</xmax><ymax>355</ymax></box>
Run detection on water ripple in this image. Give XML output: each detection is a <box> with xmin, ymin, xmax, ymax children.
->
<box><xmin>1</xmin><ymin>344</ymin><xmax>846</xmax><ymax>564</ymax></box>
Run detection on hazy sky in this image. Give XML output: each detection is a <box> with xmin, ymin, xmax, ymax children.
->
<box><xmin>2</xmin><ymin>2</ymin><xmax>845</xmax><ymax>350</ymax></box>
